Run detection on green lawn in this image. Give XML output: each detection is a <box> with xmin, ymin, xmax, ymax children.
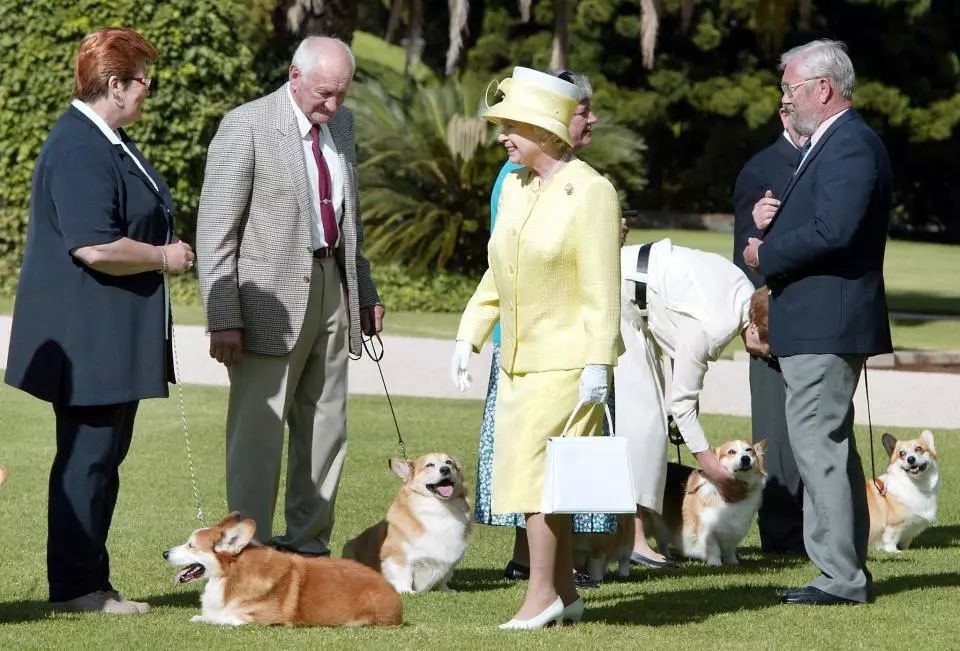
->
<box><xmin>1</xmin><ymin>383</ymin><xmax>958</xmax><ymax>648</ymax></box>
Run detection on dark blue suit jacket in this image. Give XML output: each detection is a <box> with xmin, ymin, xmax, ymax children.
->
<box><xmin>5</xmin><ymin>106</ymin><xmax>174</xmax><ymax>405</ymax></box>
<box><xmin>759</xmin><ymin>109</ymin><xmax>893</xmax><ymax>357</ymax></box>
<box><xmin>733</xmin><ymin>134</ymin><xmax>800</xmax><ymax>288</ymax></box>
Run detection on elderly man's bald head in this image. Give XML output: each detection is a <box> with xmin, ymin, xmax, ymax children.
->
<box><xmin>291</xmin><ymin>36</ymin><xmax>355</xmax><ymax>77</ymax></box>
<box><xmin>289</xmin><ymin>36</ymin><xmax>355</xmax><ymax>125</ymax></box>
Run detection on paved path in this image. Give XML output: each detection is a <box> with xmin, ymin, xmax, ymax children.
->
<box><xmin>1</xmin><ymin>316</ymin><xmax>958</xmax><ymax>428</ymax></box>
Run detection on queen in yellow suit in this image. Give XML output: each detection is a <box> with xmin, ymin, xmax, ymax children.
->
<box><xmin>451</xmin><ymin>67</ymin><xmax>621</xmax><ymax>629</ymax></box>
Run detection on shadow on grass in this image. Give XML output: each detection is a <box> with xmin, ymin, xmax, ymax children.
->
<box><xmin>0</xmin><ymin>590</ymin><xmax>201</xmax><ymax>624</ymax></box>
<box><xmin>450</xmin><ymin>568</ymin><xmax>518</xmax><ymax>593</ymax></box>
<box><xmin>875</xmin><ymin>571</ymin><xmax>960</xmax><ymax>596</ymax></box>
<box><xmin>585</xmin><ymin>571</ymin><xmax>960</xmax><ymax>625</ymax></box>
<box><xmin>0</xmin><ymin>599</ymin><xmax>50</xmax><ymax>624</ymax></box>
<box><xmin>908</xmin><ymin>525</ymin><xmax>960</xmax><ymax>549</ymax></box>
<box><xmin>887</xmin><ymin>291</ymin><xmax>960</xmax><ymax>317</ymax></box>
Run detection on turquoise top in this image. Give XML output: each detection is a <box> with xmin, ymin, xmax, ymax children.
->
<box><xmin>489</xmin><ymin>161</ymin><xmax>522</xmax><ymax>346</ymax></box>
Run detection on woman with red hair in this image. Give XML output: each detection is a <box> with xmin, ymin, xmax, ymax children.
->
<box><xmin>5</xmin><ymin>27</ymin><xmax>194</xmax><ymax>614</ymax></box>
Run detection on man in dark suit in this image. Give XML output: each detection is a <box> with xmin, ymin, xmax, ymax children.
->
<box><xmin>744</xmin><ymin>39</ymin><xmax>893</xmax><ymax>606</ymax></box>
<box><xmin>733</xmin><ymin>107</ymin><xmax>807</xmax><ymax>556</ymax></box>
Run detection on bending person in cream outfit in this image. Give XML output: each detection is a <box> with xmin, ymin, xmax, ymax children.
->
<box><xmin>617</xmin><ymin>239</ymin><xmax>769</xmax><ymax>566</ymax></box>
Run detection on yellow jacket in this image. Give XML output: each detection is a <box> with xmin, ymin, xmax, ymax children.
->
<box><xmin>457</xmin><ymin>159</ymin><xmax>622</xmax><ymax>373</ymax></box>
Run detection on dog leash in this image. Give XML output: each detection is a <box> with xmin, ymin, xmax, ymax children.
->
<box><xmin>352</xmin><ymin>333</ymin><xmax>408</xmax><ymax>460</ymax></box>
<box><xmin>169</xmin><ymin>300</ymin><xmax>207</xmax><ymax>526</ymax></box>
<box><xmin>864</xmin><ymin>361</ymin><xmax>883</xmax><ymax>494</ymax></box>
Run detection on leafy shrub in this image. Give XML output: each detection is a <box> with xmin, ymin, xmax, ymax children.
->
<box><xmin>0</xmin><ymin>0</ymin><xmax>277</xmax><ymax>292</ymax></box>
<box><xmin>371</xmin><ymin>264</ymin><xmax>480</xmax><ymax>313</ymax></box>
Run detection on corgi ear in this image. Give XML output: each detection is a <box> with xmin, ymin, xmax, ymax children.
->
<box><xmin>389</xmin><ymin>457</ymin><xmax>414</xmax><ymax>481</ymax></box>
<box><xmin>921</xmin><ymin>430</ymin><xmax>936</xmax><ymax>453</ymax></box>
<box><xmin>753</xmin><ymin>439</ymin><xmax>767</xmax><ymax>456</ymax></box>
<box><xmin>881</xmin><ymin>433</ymin><xmax>897</xmax><ymax>457</ymax></box>
<box><xmin>216</xmin><ymin>511</ymin><xmax>243</xmax><ymax>528</ymax></box>
<box><xmin>215</xmin><ymin>518</ymin><xmax>257</xmax><ymax>555</ymax></box>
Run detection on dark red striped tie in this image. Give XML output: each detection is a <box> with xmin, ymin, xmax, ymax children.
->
<box><xmin>310</xmin><ymin>124</ymin><xmax>339</xmax><ymax>248</ymax></box>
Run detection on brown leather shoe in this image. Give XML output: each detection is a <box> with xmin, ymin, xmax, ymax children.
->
<box><xmin>51</xmin><ymin>590</ymin><xmax>150</xmax><ymax>615</ymax></box>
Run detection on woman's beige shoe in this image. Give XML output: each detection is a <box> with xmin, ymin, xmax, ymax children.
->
<box><xmin>51</xmin><ymin>590</ymin><xmax>150</xmax><ymax>615</ymax></box>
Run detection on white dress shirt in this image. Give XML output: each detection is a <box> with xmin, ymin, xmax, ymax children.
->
<box><xmin>286</xmin><ymin>83</ymin><xmax>343</xmax><ymax>250</ymax></box>
<box><xmin>621</xmin><ymin>240</ymin><xmax>754</xmax><ymax>453</ymax></box>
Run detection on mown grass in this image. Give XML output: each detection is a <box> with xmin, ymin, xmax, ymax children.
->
<box><xmin>0</xmin><ymin>383</ymin><xmax>957</xmax><ymax>648</ymax></box>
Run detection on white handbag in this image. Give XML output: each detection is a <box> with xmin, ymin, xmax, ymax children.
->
<box><xmin>540</xmin><ymin>400</ymin><xmax>637</xmax><ymax>514</ymax></box>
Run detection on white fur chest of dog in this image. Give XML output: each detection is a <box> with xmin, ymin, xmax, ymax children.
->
<box><xmin>382</xmin><ymin>492</ymin><xmax>471</xmax><ymax>593</ymax></box>
<box><xmin>682</xmin><ymin>477</ymin><xmax>764</xmax><ymax>565</ymax></box>
<box><xmin>343</xmin><ymin>453</ymin><xmax>473</xmax><ymax>594</ymax></box>
<box><xmin>680</xmin><ymin>439</ymin><xmax>766</xmax><ymax>566</ymax></box>
<box><xmin>195</xmin><ymin>576</ymin><xmax>247</xmax><ymax>626</ymax></box>
<box><xmin>868</xmin><ymin>430</ymin><xmax>940</xmax><ymax>553</ymax></box>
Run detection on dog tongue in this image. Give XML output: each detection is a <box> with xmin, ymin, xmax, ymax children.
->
<box><xmin>436</xmin><ymin>484</ymin><xmax>454</xmax><ymax>499</ymax></box>
<box><xmin>175</xmin><ymin>563</ymin><xmax>204</xmax><ymax>584</ymax></box>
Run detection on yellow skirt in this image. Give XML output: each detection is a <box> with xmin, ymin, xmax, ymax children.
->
<box><xmin>491</xmin><ymin>368</ymin><xmax>604</xmax><ymax>514</ymax></box>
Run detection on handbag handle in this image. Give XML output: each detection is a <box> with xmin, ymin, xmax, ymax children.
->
<box><xmin>560</xmin><ymin>399</ymin><xmax>616</xmax><ymax>438</ymax></box>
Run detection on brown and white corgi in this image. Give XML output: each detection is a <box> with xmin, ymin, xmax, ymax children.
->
<box><xmin>342</xmin><ymin>453</ymin><xmax>471</xmax><ymax>593</ymax></box>
<box><xmin>572</xmin><ymin>514</ymin><xmax>635</xmax><ymax>582</ymax></box>
<box><xmin>646</xmin><ymin>440</ymin><xmax>766</xmax><ymax>566</ymax></box>
<box><xmin>163</xmin><ymin>512</ymin><xmax>402</xmax><ymax>627</ymax></box>
<box><xmin>867</xmin><ymin>430</ymin><xmax>940</xmax><ymax>553</ymax></box>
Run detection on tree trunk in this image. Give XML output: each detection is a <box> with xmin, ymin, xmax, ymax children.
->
<box><xmin>550</xmin><ymin>0</ymin><xmax>570</xmax><ymax>72</ymax></box>
<box><xmin>280</xmin><ymin>0</ymin><xmax>360</xmax><ymax>42</ymax></box>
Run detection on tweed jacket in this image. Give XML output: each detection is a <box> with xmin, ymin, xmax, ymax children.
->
<box><xmin>457</xmin><ymin>160</ymin><xmax>622</xmax><ymax>373</ymax></box>
<box><xmin>197</xmin><ymin>85</ymin><xmax>379</xmax><ymax>356</ymax></box>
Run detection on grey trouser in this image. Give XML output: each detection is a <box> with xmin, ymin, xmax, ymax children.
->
<box><xmin>779</xmin><ymin>353</ymin><xmax>871</xmax><ymax>602</ymax></box>
<box><xmin>225</xmin><ymin>256</ymin><xmax>349</xmax><ymax>554</ymax></box>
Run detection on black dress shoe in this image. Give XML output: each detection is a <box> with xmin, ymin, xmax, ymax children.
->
<box><xmin>780</xmin><ymin>586</ymin><xmax>861</xmax><ymax>606</ymax></box>
<box><xmin>573</xmin><ymin>571</ymin><xmax>600</xmax><ymax>589</ymax></box>
<box><xmin>503</xmin><ymin>560</ymin><xmax>530</xmax><ymax>580</ymax></box>
<box><xmin>629</xmin><ymin>552</ymin><xmax>678</xmax><ymax>569</ymax></box>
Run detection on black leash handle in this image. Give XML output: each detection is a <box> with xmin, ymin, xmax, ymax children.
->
<box><xmin>353</xmin><ymin>333</ymin><xmax>408</xmax><ymax>460</ymax></box>
<box><xmin>667</xmin><ymin>415</ymin><xmax>684</xmax><ymax>464</ymax></box>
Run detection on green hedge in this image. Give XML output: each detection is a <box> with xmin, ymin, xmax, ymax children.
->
<box><xmin>0</xmin><ymin>0</ymin><xmax>277</xmax><ymax>292</ymax></box>
<box><xmin>164</xmin><ymin>264</ymin><xmax>480</xmax><ymax>314</ymax></box>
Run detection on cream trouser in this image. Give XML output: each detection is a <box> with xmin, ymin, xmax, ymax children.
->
<box><xmin>225</xmin><ymin>256</ymin><xmax>348</xmax><ymax>554</ymax></box>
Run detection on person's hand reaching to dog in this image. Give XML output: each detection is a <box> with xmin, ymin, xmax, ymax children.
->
<box><xmin>695</xmin><ymin>450</ymin><xmax>749</xmax><ymax>502</ymax></box>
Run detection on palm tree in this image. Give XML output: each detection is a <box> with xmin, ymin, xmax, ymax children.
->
<box><xmin>348</xmin><ymin>76</ymin><xmax>504</xmax><ymax>272</ymax></box>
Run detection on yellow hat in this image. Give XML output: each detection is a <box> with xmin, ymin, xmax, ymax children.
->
<box><xmin>483</xmin><ymin>67</ymin><xmax>582</xmax><ymax>146</ymax></box>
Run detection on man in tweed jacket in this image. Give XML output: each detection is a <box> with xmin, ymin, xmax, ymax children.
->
<box><xmin>196</xmin><ymin>36</ymin><xmax>383</xmax><ymax>555</ymax></box>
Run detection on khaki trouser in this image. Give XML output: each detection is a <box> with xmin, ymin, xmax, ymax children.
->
<box><xmin>225</xmin><ymin>256</ymin><xmax>348</xmax><ymax>554</ymax></box>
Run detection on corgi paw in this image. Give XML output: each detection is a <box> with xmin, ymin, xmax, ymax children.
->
<box><xmin>190</xmin><ymin>615</ymin><xmax>207</xmax><ymax>624</ymax></box>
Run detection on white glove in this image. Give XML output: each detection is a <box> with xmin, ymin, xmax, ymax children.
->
<box><xmin>579</xmin><ymin>364</ymin><xmax>609</xmax><ymax>404</ymax></box>
<box><xmin>451</xmin><ymin>340</ymin><xmax>474</xmax><ymax>392</ymax></box>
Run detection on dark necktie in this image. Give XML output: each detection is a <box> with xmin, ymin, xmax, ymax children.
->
<box><xmin>798</xmin><ymin>139</ymin><xmax>812</xmax><ymax>166</ymax></box>
<box><xmin>310</xmin><ymin>124</ymin><xmax>339</xmax><ymax>248</ymax></box>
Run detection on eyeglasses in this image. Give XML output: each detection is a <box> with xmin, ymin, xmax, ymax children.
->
<box><xmin>780</xmin><ymin>77</ymin><xmax>818</xmax><ymax>98</ymax></box>
<box><xmin>131</xmin><ymin>76</ymin><xmax>157</xmax><ymax>92</ymax></box>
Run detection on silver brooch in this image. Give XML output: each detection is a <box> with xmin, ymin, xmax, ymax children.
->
<box><xmin>565</xmin><ymin>183</ymin><xmax>574</xmax><ymax>195</ymax></box>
